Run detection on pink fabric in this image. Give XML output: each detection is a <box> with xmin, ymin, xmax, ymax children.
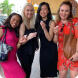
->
<box><xmin>0</xmin><ymin>27</ymin><xmax>26</xmax><ymax>78</ymax></box>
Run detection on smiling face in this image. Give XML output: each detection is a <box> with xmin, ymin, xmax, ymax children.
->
<box><xmin>24</xmin><ymin>5</ymin><xmax>34</xmax><ymax>19</ymax></box>
<box><xmin>59</xmin><ymin>4</ymin><xmax>70</xmax><ymax>21</ymax></box>
<box><xmin>10</xmin><ymin>15</ymin><xmax>21</xmax><ymax>28</ymax></box>
<box><xmin>40</xmin><ymin>5</ymin><xmax>49</xmax><ymax>19</ymax></box>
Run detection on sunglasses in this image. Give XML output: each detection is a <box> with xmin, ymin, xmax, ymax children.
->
<box><xmin>60</xmin><ymin>24</ymin><xmax>64</xmax><ymax>32</ymax></box>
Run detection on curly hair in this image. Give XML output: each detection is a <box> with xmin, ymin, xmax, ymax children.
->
<box><xmin>4</xmin><ymin>12</ymin><xmax>23</xmax><ymax>37</ymax></box>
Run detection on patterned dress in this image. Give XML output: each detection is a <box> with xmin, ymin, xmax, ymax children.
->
<box><xmin>0</xmin><ymin>27</ymin><xmax>26</xmax><ymax>78</ymax></box>
<box><xmin>57</xmin><ymin>18</ymin><xmax>78</xmax><ymax>71</ymax></box>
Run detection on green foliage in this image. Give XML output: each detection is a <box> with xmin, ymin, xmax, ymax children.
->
<box><xmin>0</xmin><ymin>0</ymin><xmax>14</xmax><ymax>16</ymax></box>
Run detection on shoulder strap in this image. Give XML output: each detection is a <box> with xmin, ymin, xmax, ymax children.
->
<box><xmin>0</xmin><ymin>26</ymin><xmax>7</xmax><ymax>43</ymax></box>
<box><xmin>2</xmin><ymin>29</ymin><xmax>7</xmax><ymax>43</ymax></box>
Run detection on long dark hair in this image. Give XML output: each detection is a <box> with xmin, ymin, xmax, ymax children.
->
<box><xmin>57</xmin><ymin>1</ymin><xmax>73</xmax><ymax>22</ymax></box>
<box><xmin>35</xmin><ymin>2</ymin><xmax>52</xmax><ymax>30</ymax></box>
<box><xmin>4</xmin><ymin>13</ymin><xmax>23</xmax><ymax>37</ymax></box>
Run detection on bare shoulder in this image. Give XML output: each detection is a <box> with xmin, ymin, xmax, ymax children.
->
<box><xmin>19</xmin><ymin>23</ymin><xmax>26</xmax><ymax>36</ymax></box>
<box><xmin>20</xmin><ymin>23</ymin><xmax>25</xmax><ymax>28</ymax></box>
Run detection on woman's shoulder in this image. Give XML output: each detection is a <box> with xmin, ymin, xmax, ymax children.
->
<box><xmin>72</xmin><ymin>17</ymin><xmax>78</xmax><ymax>26</ymax></box>
<box><xmin>20</xmin><ymin>23</ymin><xmax>25</xmax><ymax>27</ymax></box>
<box><xmin>72</xmin><ymin>17</ymin><xmax>78</xmax><ymax>22</ymax></box>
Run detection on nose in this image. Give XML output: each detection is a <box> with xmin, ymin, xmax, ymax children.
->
<box><xmin>14</xmin><ymin>20</ymin><xmax>17</xmax><ymax>24</ymax></box>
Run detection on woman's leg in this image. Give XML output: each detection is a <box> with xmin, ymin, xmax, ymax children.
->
<box><xmin>70</xmin><ymin>70</ymin><xmax>78</xmax><ymax>78</ymax></box>
<box><xmin>59</xmin><ymin>70</ymin><xmax>67</xmax><ymax>78</ymax></box>
<box><xmin>0</xmin><ymin>64</ymin><xmax>5</xmax><ymax>78</ymax></box>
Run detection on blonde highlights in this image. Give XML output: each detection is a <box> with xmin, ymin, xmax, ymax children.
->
<box><xmin>22</xmin><ymin>3</ymin><xmax>35</xmax><ymax>29</ymax></box>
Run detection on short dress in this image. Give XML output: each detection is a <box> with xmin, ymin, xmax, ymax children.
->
<box><xmin>57</xmin><ymin>18</ymin><xmax>78</xmax><ymax>71</ymax></box>
<box><xmin>0</xmin><ymin>27</ymin><xmax>26</xmax><ymax>78</ymax></box>
<box><xmin>17</xmin><ymin>28</ymin><xmax>38</xmax><ymax>77</ymax></box>
<box><xmin>37</xmin><ymin>19</ymin><xmax>58</xmax><ymax>77</ymax></box>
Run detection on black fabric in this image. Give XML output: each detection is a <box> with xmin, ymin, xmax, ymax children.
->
<box><xmin>36</xmin><ymin>19</ymin><xmax>58</xmax><ymax>77</ymax></box>
<box><xmin>17</xmin><ymin>28</ymin><xmax>38</xmax><ymax>78</ymax></box>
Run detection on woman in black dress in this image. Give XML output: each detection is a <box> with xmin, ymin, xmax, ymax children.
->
<box><xmin>35</xmin><ymin>2</ymin><xmax>58</xmax><ymax>78</ymax></box>
<box><xmin>17</xmin><ymin>3</ymin><xmax>38</xmax><ymax>78</ymax></box>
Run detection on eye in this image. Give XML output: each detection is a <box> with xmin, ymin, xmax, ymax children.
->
<box><xmin>60</xmin><ymin>9</ymin><xmax>64</xmax><ymax>12</ymax></box>
<box><xmin>26</xmin><ymin>9</ymin><xmax>30</xmax><ymax>12</ymax></box>
<box><xmin>26</xmin><ymin>9</ymin><xmax>34</xmax><ymax>12</ymax></box>
<box><xmin>65</xmin><ymin>10</ymin><xmax>69</xmax><ymax>12</ymax></box>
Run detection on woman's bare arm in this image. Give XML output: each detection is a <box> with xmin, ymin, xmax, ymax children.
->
<box><xmin>41</xmin><ymin>21</ymin><xmax>54</xmax><ymax>41</ymax></box>
<box><xmin>19</xmin><ymin>23</ymin><xmax>25</xmax><ymax>38</ymax></box>
<box><xmin>17</xmin><ymin>23</ymin><xmax>25</xmax><ymax>48</ymax></box>
<box><xmin>53</xmin><ymin>26</ymin><xmax>58</xmax><ymax>43</ymax></box>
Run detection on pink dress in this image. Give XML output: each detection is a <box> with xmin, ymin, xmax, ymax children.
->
<box><xmin>0</xmin><ymin>27</ymin><xmax>26</xmax><ymax>78</ymax></box>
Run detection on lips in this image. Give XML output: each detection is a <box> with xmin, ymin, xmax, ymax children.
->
<box><xmin>12</xmin><ymin>23</ymin><xmax>17</xmax><ymax>28</ymax></box>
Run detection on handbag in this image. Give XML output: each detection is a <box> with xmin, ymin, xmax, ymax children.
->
<box><xmin>0</xmin><ymin>28</ymin><xmax>12</xmax><ymax>61</ymax></box>
<box><xmin>63</xmin><ymin>22</ymin><xmax>77</xmax><ymax>59</ymax></box>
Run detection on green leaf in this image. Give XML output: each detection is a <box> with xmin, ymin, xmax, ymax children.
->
<box><xmin>0</xmin><ymin>0</ymin><xmax>14</xmax><ymax>16</ymax></box>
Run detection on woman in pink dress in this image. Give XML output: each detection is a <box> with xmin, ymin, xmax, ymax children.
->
<box><xmin>0</xmin><ymin>13</ymin><xmax>26</xmax><ymax>78</ymax></box>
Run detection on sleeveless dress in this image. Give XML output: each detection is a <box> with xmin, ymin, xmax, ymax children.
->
<box><xmin>0</xmin><ymin>27</ymin><xmax>26</xmax><ymax>78</ymax></box>
<box><xmin>37</xmin><ymin>20</ymin><xmax>58</xmax><ymax>77</ymax></box>
<box><xmin>17</xmin><ymin>28</ymin><xmax>38</xmax><ymax>78</ymax></box>
<box><xmin>57</xmin><ymin>18</ymin><xmax>78</xmax><ymax>71</ymax></box>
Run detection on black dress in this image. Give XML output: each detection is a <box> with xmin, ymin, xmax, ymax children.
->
<box><xmin>37</xmin><ymin>20</ymin><xmax>58</xmax><ymax>77</ymax></box>
<box><xmin>17</xmin><ymin>28</ymin><xmax>38</xmax><ymax>78</ymax></box>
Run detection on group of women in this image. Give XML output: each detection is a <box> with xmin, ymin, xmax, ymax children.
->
<box><xmin>0</xmin><ymin>1</ymin><xmax>78</xmax><ymax>78</ymax></box>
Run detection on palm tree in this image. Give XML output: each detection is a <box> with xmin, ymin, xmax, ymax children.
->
<box><xmin>0</xmin><ymin>0</ymin><xmax>14</xmax><ymax>16</ymax></box>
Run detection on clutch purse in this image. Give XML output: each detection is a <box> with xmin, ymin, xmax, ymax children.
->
<box><xmin>0</xmin><ymin>28</ymin><xmax>12</xmax><ymax>61</ymax></box>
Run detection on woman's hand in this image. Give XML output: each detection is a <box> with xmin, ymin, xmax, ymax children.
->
<box><xmin>40</xmin><ymin>21</ymin><xmax>46</xmax><ymax>30</ymax></box>
<box><xmin>17</xmin><ymin>35</ymin><xmax>27</xmax><ymax>48</ymax></box>
<box><xmin>19</xmin><ymin>35</ymin><xmax>27</xmax><ymax>45</ymax></box>
<box><xmin>53</xmin><ymin>26</ymin><xmax>59</xmax><ymax>43</ymax></box>
<box><xmin>27</xmin><ymin>32</ymin><xmax>37</xmax><ymax>40</ymax></box>
<box><xmin>53</xmin><ymin>26</ymin><xmax>59</xmax><ymax>35</ymax></box>
<box><xmin>70</xmin><ymin>52</ymin><xmax>78</xmax><ymax>61</ymax></box>
<box><xmin>70</xmin><ymin>39</ymin><xmax>78</xmax><ymax>62</ymax></box>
